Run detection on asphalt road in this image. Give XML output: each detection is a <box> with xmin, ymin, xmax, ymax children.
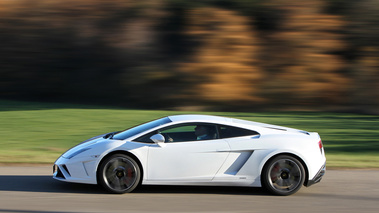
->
<box><xmin>0</xmin><ymin>166</ymin><xmax>378</xmax><ymax>213</ymax></box>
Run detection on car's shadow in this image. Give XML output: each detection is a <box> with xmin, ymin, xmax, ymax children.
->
<box><xmin>135</xmin><ymin>185</ymin><xmax>268</xmax><ymax>195</ymax></box>
<box><xmin>0</xmin><ymin>175</ymin><xmax>104</xmax><ymax>194</ymax></box>
<box><xmin>0</xmin><ymin>175</ymin><xmax>269</xmax><ymax>196</ymax></box>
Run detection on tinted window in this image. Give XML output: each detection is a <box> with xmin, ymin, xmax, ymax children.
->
<box><xmin>134</xmin><ymin>123</ymin><xmax>218</xmax><ymax>143</ymax></box>
<box><xmin>218</xmin><ymin>125</ymin><xmax>259</xmax><ymax>139</ymax></box>
<box><xmin>112</xmin><ymin>117</ymin><xmax>172</xmax><ymax>140</ymax></box>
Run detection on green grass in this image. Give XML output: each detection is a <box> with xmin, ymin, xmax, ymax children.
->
<box><xmin>1</xmin><ymin>100</ymin><xmax>379</xmax><ymax>168</ymax></box>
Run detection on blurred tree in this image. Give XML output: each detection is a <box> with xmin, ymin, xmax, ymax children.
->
<box><xmin>178</xmin><ymin>7</ymin><xmax>263</xmax><ymax>109</ymax></box>
<box><xmin>258</xmin><ymin>0</ymin><xmax>350</xmax><ymax>108</ymax></box>
<box><xmin>351</xmin><ymin>48</ymin><xmax>379</xmax><ymax>114</ymax></box>
<box><xmin>325</xmin><ymin>0</ymin><xmax>379</xmax><ymax>113</ymax></box>
<box><xmin>0</xmin><ymin>0</ymin><xmax>378</xmax><ymax>113</ymax></box>
<box><xmin>0</xmin><ymin>0</ymin><xmax>127</xmax><ymax>102</ymax></box>
<box><xmin>345</xmin><ymin>0</ymin><xmax>379</xmax><ymax>113</ymax></box>
<box><xmin>0</xmin><ymin>0</ymin><xmax>160</xmax><ymax>106</ymax></box>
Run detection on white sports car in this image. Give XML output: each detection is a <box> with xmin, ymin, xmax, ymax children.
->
<box><xmin>53</xmin><ymin>114</ymin><xmax>326</xmax><ymax>196</ymax></box>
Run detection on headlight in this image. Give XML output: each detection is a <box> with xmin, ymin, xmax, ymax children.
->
<box><xmin>65</xmin><ymin>148</ymin><xmax>91</xmax><ymax>159</ymax></box>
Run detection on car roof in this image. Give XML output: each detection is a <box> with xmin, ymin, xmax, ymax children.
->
<box><xmin>168</xmin><ymin>114</ymin><xmax>231</xmax><ymax>124</ymax></box>
<box><xmin>167</xmin><ymin>114</ymin><xmax>308</xmax><ymax>134</ymax></box>
<box><xmin>167</xmin><ymin>114</ymin><xmax>276</xmax><ymax>128</ymax></box>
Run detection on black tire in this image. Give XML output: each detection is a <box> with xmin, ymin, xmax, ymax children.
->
<box><xmin>261</xmin><ymin>155</ymin><xmax>305</xmax><ymax>196</ymax></box>
<box><xmin>98</xmin><ymin>154</ymin><xmax>141</xmax><ymax>194</ymax></box>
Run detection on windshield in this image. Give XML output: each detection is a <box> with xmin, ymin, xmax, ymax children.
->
<box><xmin>112</xmin><ymin>117</ymin><xmax>172</xmax><ymax>140</ymax></box>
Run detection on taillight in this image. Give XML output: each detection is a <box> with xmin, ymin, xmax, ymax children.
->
<box><xmin>318</xmin><ymin>140</ymin><xmax>324</xmax><ymax>154</ymax></box>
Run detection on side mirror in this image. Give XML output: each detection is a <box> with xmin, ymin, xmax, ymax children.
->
<box><xmin>150</xmin><ymin>133</ymin><xmax>165</xmax><ymax>144</ymax></box>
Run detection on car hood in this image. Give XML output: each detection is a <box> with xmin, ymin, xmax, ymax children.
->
<box><xmin>61</xmin><ymin>133</ymin><xmax>109</xmax><ymax>159</ymax></box>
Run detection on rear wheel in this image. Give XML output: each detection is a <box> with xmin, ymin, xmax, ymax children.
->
<box><xmin>262</xmin><ymin>155</ymin><xmax>305</xmax><ymax>196</ymax></box>
<box><xmin>98</xmin><ymin>154</ymin><xmax>141</xmax><ymax>194</ymax></box>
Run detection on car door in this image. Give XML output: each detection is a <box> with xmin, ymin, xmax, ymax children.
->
<box><xmin>145</xmin><ymin>123</ymin><xmax>230</xmax><ymax>182</ymax></box>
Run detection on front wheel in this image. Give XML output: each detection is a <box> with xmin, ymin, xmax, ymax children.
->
<box><xmin>98</xmin><ymin>154</ymin><xmax>141</xmax><ymax>194</ymax></box>
<box><xmin>261</xmin><ymin>155</ymin><xmax>305</xmax><ymax>196</ymax></box>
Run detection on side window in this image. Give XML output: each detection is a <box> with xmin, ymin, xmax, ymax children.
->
<box><xmin>161</xmin><ymin>124</ymin><xmax>218</xmax><ymax>142</ymax></box>
<box><xmin>133</xmin><ymin>131</ymin><xmax>158</xmax><ymax>143</ymax></box>
<box><xmin>160</xmin><ymin>125</ymin><xmax>197</xmax><ymax>142</ymax></box>
<box><xmin>218</xmin><ymin>125</ymin><xmax>259</xmax><ymax>139</ymax></box>
<box><xmin>133</xmin><ymin>123</ymin><xmax>218</xmax><ymax>143</ymax></box>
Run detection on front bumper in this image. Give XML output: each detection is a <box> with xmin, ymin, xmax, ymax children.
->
<box><xmin>305</xmin><ymin>163</ymin><xmax>326</xmax><ymax>187</ymax></box>
<box><xmin>53</xmin><ymin>156</ymin><xmax>98</xmax><ymax>184</ymax></box>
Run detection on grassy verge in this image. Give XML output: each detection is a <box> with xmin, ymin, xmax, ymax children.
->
<box><xmin>1</xmin><ymin>100</ymin><xmax>378</xmax><ymax>168</ymax></box>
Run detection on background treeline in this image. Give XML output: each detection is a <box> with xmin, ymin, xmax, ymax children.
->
<box><xmin>1</xmin><ymin>0</ymin><xmax>378</xmax><ymax>113</ymax></box>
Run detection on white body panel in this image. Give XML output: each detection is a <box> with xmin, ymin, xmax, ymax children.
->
<box><xmin>53</xmin><ymin>114</ymin><xmax>326</xmax><ymax>190</ymax></box>
<box><xmin>146</xmin><ymin>139</ymin><xmax>229</xmax><ymax>181</ymax></box>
